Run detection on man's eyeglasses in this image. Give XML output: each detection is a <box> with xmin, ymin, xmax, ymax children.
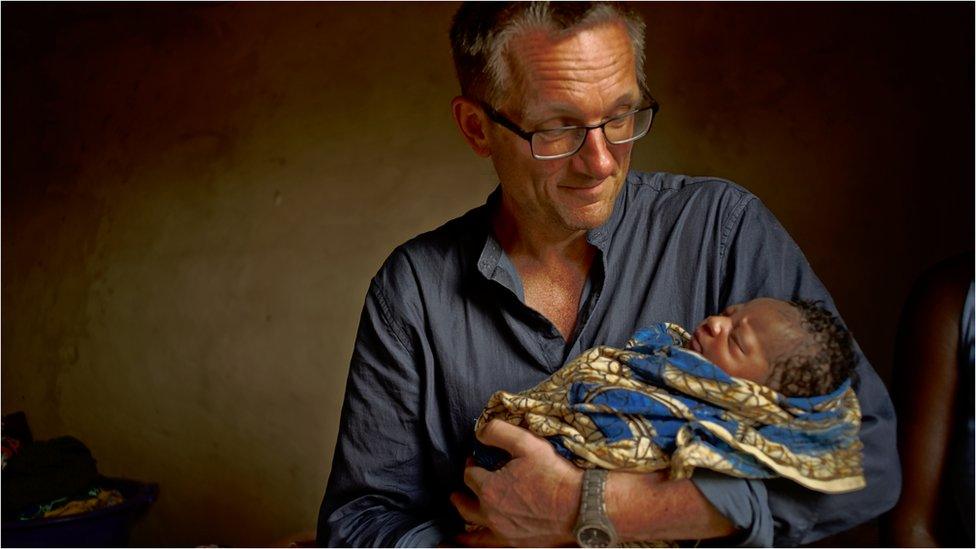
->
<box><xmin>480</xmin><ymin>98</ymin><xmax>659</xmax><ymax>160</ymax></box>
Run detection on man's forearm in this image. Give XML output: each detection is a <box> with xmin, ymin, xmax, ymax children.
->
<box><xmin>607</xmin><ymin>471</ymin><xmax>737</xmax><ymax>542</ymax></box>
<box><xmin>455</xmin><ymin>420</ymin><xmax>741</xmax><ymax>547</ymax></box>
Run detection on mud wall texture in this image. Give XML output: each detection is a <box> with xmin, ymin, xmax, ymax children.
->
<box><xmin>3</xmin><ymin>3</ymin><xmax>972</xmax><ymax>545</ymax></box>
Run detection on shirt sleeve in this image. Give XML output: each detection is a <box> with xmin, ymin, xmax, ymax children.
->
<box><xmin>692</xmin><ymin>471</ymin><xmax>773</xmax><ymax>546</ymax></box>
<box><xmin>316</xmin><ymin>269</ymin><xmax>454</xmax><ymax>547</ymax></box>
<box><xmin>710</xmin><ymin>193</ymin><xmax>901</xmax><ymax>545</ymax></box>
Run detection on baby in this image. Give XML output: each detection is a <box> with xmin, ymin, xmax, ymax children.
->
<box><xmin>474</xmin><ymin>297</ymin><xmax>865</xmax><ymax>493</ymax></box>
<box><xmin>685</xmin><ymin>297</ymin><xmax>857</xmax><ymax>397</ymax></box>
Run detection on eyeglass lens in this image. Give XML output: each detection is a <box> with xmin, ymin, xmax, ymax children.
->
<box><xmin>531</xmin><ymin>108</ymin><xmax>654</xmax><ymax>159</ymax></box>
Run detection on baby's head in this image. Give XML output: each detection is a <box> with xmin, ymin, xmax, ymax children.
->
<box><xmin>688</xmin><ymin>298</ymin><xmax>857</xmax><ymax>397</ymax></box>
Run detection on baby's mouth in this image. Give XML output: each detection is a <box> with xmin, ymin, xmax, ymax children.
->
<box><xmin>689</xmin><ymin>333</ymin><xmax>703</xmax><ymax>354</ymax></box>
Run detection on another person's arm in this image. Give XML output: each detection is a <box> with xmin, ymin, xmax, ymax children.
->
<box><xmin>882</xmin><ymin>257</ymin><xmax>971</xmax><ymax>546</ymax></box>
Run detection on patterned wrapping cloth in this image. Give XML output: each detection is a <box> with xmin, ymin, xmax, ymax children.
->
<box><xmin>17</xmin><ymin>487</ymin><xmax>124</xmax><ymax>521</ymax></box>
<box><xmin>476</xmin><ymin>323</ymin><xmax>865</xmax><ymax>494</ymax></box>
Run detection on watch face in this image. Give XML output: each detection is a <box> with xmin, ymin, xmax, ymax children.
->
<box><xmin>577</xmin><ymin>526</ymin><xmax>612</xmax><ymax>548</ymax></box>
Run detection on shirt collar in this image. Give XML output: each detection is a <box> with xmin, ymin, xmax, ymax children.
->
<box><xmin>585</xmin><ymin>173</ymin><xmax>630</xmax><ymax>253</ymax></box>
<box><xmin>475</xmin><ymin>188</ymin><xmax>520</xmax><ymax>294</ymax></box>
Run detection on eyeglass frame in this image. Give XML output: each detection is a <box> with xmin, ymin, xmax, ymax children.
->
<box><xmin>478</xmin><ymin>97</ymin><xmax>660</xmax><ymax>160</ymax></box>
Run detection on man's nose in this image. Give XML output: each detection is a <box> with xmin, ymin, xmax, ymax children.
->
<box><xmin>573</xmin><ymin>127</ymin><xmax>616</xmax><ymax>179</ymax></box>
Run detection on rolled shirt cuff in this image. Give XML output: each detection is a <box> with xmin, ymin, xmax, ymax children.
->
<box><xmin>691</xmin><ymin>470</ymin><xmax>773</xmax><ymax>547</ymax></box>
<box><xmin>394</xmin><ymin>519</ymin><xmax>452</xmax><ymax>548</ymax></box>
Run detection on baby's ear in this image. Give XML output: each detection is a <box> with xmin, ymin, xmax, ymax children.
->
<box><xmin>762</xmin><ymin>361</ymin><xmax>783</xmax><ymax>389</ymax></box>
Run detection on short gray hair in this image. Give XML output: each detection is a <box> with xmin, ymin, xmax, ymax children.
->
<box><xmin>450</xmin><ymin>2</ymin><xmax>648</xmax><ymax>108</ymax></box>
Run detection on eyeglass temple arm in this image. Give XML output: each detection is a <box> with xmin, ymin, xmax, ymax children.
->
<box><xmin>478</xmin><ymin>102</ymin><xmax>535</xmax><ymax>141</ymax></box>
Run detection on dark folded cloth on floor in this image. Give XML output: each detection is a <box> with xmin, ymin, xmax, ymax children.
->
<box><xmin>2</xmin><ymin>436</ymin><xmax>98</xmax><ymax>521</ymax></box>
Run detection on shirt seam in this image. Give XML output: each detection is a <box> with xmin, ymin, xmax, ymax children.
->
<box><xmin>372</xmin><ymin>279</ymin><xmax>416</xmax><ymax>356</ymax></box>
<box><xmin>718</xmin><ymin>193</ymin><xmax>755</xmax><ymax>281</ymax></box>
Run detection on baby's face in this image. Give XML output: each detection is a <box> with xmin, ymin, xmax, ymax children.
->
<box><xmin>688</xmin><ymin>298</ymin><xmax>804</xmax><ymax>384</ymax></box>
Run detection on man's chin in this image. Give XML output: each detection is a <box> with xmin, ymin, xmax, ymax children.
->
<box><xmin>559</xmin><ymin>202</ymin><xmax>613</xmax><ymax>232</ymax></box>
<box><xmin>553</xmin><ymin>176</ymin><xmax>624</xmax><ymax>231</ymax></box>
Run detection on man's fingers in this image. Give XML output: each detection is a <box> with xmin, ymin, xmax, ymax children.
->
<box><xmin>455</xmin><ymin>526</ymin><xmax>505</xmax><ymax>547</ymax></box>
<box><xmin>463</xmin><ymin>462</ymin><xmax>491</xmax><ymax>494</ymax></box>
<box><xmin>476</xmin><ymin>419</ymin><xmax>541</xmax><ymax>458</ymax></box>
<box><xmin>450</xmin><ymin>491</ymin><xmax>486</xmax><ymax>527</ymax></box>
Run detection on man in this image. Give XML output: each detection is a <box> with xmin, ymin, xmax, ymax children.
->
<box><xmin>318</xmin><ymin>2</ymin><xmax>900</xmax><ymax>546</ymax></box>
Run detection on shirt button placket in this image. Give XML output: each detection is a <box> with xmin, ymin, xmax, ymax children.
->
<box><xmin>542</xmin><ymin>323</ymin><xmax>565</xmax><ymax>372</ymax></box>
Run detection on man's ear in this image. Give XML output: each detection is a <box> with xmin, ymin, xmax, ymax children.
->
<box><xmin>451</xmin><ymin>96</ymin><xmax>492</xmax><ymax>158</ymax></box>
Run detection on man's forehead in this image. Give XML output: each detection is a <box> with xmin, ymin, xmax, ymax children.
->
<box><xmin>511</xmin><ymin>20</ymin><xmax>631</xmax><ymax>58</ymax></box>
<box><xmin>503</xmin><ymin>20</ymin><xmax>640</xmax><ymax>119</ymax></box>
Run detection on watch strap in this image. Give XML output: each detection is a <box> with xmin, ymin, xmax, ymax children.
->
<box><xmin>574</xmin><ymin>468</ymin><xmax>618</xmax><ymax>547</ymax></box>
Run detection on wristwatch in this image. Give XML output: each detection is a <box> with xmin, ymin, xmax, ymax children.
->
<box><xmin>573</xmin><ymin>468</ymin><xmax>618</xmax><ymax>547</ymax></box>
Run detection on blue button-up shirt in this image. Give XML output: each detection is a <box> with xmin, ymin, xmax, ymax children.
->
<box><xmin>318</xmin><ymin>171</ymin><xmax>900</xmax><ymax>547</ymax></box>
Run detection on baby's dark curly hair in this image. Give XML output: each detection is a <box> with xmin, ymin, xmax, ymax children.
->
<box><xmin>766</xmin><ymin>300</ymin><xmax>858</xmax><ymax>398</ymax></box>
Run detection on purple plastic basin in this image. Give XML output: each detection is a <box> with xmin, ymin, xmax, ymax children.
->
<box><xmin>2</xmin><ymin>477</ymin><xmax>158</xmax><ymax>548</ymax></box>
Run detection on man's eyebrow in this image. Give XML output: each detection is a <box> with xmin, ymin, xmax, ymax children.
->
<box><xmin>519</xmin><ymin>103</ymin><xmax>580</xmax><ymax>126</ymax></box>
<box><xmin>521</xmin><ymin>92</ymin><xmax>642</xmax><ymax>125</ymax></box>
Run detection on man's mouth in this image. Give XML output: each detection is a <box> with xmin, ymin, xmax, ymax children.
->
<box><xmin>560</xmin><ymin>179</ymin><xmax>604</xmax><ymax>191</ymax></box>
<box><xmin>558</xmin><ymin>179</ymin><xmax>608</xmax><ymax>202</ymax></box>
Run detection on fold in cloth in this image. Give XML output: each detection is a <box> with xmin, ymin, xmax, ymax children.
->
<box><xmin>476</xmin><ymin>323</ymin><xmax>865</xmax><ymax>494</ymax></box>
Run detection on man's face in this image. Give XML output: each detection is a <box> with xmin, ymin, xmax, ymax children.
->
<box><xmin>688</xmin><ymin>298</ymin><xmax>806</xmax><ymax>385</ymax></box>
<box><xmin>487</xmin><ymin>21</ymin><xmax>641</xmax><ymax>234</ymax></box>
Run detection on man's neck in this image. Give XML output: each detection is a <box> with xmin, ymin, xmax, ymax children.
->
<box><xmin>490</xmin><ymin>201</ymin><xmax>593</xmax><ymax>268</ymax></box>
<box><xmin>490</xmin><ymin>200</ymin><xmax>597</xmax><ymax>340</ymax></box>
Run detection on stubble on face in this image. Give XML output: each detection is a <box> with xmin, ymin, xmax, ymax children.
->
<box><xmin>488</xmin><ymin>21</ymin><xmax>641</xmax><ymax>238</ymax></box>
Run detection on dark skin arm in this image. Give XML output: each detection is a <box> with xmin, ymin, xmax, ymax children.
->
<box><xmin>883</xmin><ymin>255</ymin><xmax>972</xmax><ymax>547</ymax></box>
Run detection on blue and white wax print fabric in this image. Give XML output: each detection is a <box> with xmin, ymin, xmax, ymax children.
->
<box><xmin>475</xmin><ymin>323</ymin><xmax>865</xmax><ymax>494</ymax></box>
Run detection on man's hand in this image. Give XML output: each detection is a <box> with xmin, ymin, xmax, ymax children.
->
<box><xmin>450</xmin><ymin>420</ymin><xmax>737</xmax><ymax>546</ymax></box>
<box><xmin>450</xmin><ymin>419</ymin><xmax>583</xmax><ymax>547</ymax></box>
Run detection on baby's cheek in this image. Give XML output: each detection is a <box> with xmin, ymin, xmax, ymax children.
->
<box><xmin>738</xmin><ymin>358</ymin><xmax>773</xmax><ymax>384</ymax></box>
<box><xmin>704</xmin><ymin>353</ymin><xmax>736</xmax><ymax>375</ymax></box>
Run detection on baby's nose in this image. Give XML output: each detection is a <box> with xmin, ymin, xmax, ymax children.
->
<box><xmin>702</xmin><ymin>315</ymin><xmax>730</xmax><ymax>336</ymax></box>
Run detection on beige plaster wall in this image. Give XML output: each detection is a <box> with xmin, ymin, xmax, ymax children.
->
<box><xmin>2</xmin><ymin>3</ymin><xmax>972</xmax><ymax>546</ymax></box>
